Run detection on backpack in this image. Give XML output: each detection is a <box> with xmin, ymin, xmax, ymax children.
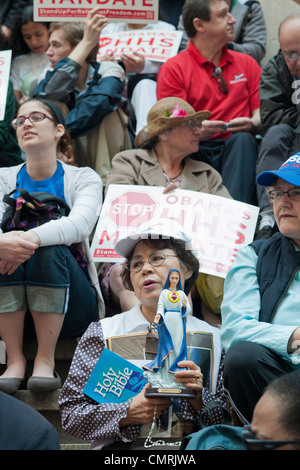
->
<box><xmin>1</xmin><ymin>188</ymin><xmax>70</xmax><ymax>232</ymax></box>
<box><xmin>1</xmin><ymin>188</ymin><xmax>87</xmax><ymax>269</ymax></box>
<box><xmin>180</xmin><ymin>424</ymin><xmax>245</xmax><ymax>450</ymax></box>
<box><xmin>180</xmin><ymin>400</ymin><xmax>245</xmax><ymax>451</ymax></box>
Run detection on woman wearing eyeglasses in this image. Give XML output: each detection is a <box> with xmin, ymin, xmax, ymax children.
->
<box><xmin>221</xmin><ymin>154</ymin><xmax>300</xmax><ymax>425</ymax></box>
<box><xmin>0</xmin><ymin>97</ymin><xmax>104</xmax><ymax>394</ymax></box>
<box><xmin>106</xmin><ymin>97</ymin><xmax>229</xmax><ymax>197</ymax></box>
<box><xmin>102</xmin><ymin>96</ymin><xmax>231</xmax><ymax>315</ymax></box>
<box><xmin>58</xmin><ymin>227</ymin><xmax>225</xmax><ymax>449</ymax></box>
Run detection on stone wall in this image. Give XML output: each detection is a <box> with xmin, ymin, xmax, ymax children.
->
<box><xmin>260</xmin><ymin>0</ymin><xmax>300</xmax><ymax>66</ymax></box>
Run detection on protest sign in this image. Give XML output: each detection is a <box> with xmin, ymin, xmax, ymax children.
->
<box><xmin>34</xmin><ymin>0</ymin><xmax>159</xmax><ymax>23</ymax></box>
<box><xmin>98</xmin><ymin>29</ymin><xmax>183</xmax><ymax>62</ymax></box>
<box><xmin>91</xmin><ymin>185</ymin><xmax>259</xmax><ymax>278</ymax></box>
<box><xmin>0</xmin><ymin>50</ymin><xmax>12</xmax><ymax>121</ymax></box>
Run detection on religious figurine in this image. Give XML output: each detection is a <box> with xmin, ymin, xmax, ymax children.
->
<box><xmin>143</xmin><ymin>269</ymin><xmax>195</xmax><ymax>398</ymax></box>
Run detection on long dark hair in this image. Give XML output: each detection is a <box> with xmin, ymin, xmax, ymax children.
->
<box><xmin>11</xmin><ymin>5</ymin><xmax>50</xmax><ymax>57</ymax></box>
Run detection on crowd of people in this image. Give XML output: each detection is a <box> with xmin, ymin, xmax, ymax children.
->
<box><xmin>0</xmin><ymin>0</ymin><xmax>300</xmax><ymax>451</ymax></box>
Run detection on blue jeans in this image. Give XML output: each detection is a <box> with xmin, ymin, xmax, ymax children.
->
<box><xmin>192</xmin><ymin>132</ymin><xmax>258</xmax><ymax>205</ymax></box>
<box><xmin>223</xmin><ymin>341</ymin><xmax>292</xmax><ymax>424</ymax></box>
<box><xmin>0</xmin><ymin>245</ymin><xmax>99</xmax><ymax>339</ymax></box>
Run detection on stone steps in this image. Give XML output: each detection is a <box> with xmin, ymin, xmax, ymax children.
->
<box><xmin>1</xmin><ymin>338</ymin><xmax>91</xmax><ymax>450</ymax></box>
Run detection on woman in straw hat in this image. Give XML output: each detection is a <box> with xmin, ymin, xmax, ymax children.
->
<box><xmin>106</xmin><ymin>97</ymin><xmax>230</xmax><ymax>197</ymax></box>
<box><xmin>103</xmin><ymin>97</ymin><xmax>231</xmax><ymax>315</ymax></box>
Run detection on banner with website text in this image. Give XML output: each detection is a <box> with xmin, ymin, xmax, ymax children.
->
<box><xmin>34</xmin><ymin>0</ymin><xmax>158</xmax><ymax>23</ymax></box>
<box><xmin>91</xmin><ymin>185</ymin><xmax>259</xmax><ymax>278</ymax></box>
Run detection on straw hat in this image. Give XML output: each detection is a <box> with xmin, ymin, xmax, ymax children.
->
<box><xmin>135</xmin><ymin>97</ymin><xmax>211</xmax><ymax>147</ymax></box>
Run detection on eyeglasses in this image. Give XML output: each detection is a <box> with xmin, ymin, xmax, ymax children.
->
<box><xmin>242</xmin><ymin>425</ymin><xmax>300</xmax><ymax>450</ymax></box>
<box><xmin>11</xmin><ymin>112</ymin><xmax>57</xmax><ymax>129</ymax></box>
<box><xmin>212</xmin><ymin>67</ymin><xmax>228</xmax><ymax>95</ymax></box>
<box><xmin>185</xmin><ymin>119</ymin><xmax>202</xmax><ymax>130</ymax></box>
<box><xmin>267</xmin><ymin>188</ymin><xmax>300</xmax><ymax>201</ymax></box>
<box><xmin>283</xmin><ymin>50</ymin><xmax>300</xmax><ymax>61</ymax></box>
<box><xmin>126</xmin><ymin>252</ymin><xmax>178</xmax><ymax>273</ymax></box>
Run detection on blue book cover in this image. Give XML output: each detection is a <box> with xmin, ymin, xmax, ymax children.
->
<box><xmin>83</xmin><ymin>348</ymin><xmax>148</xmax><ymax>403</ymax></box>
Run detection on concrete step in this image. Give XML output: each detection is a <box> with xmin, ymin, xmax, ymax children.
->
<box><xmin>14</xmin><ymin>389</ymin><xmax>60</xmax><ymax>410</ymax></box>
<box><xmin>13</xmin><ymin>389</ymin><xmax>91</xmax><ymax>450</ymax></box>
<box><xmin>0</xmin><ymin>338</ymin><xmax>91</xmax><ymax>450</ymax></box>
<box><xmin>23</xmin><ymin>338</ymin><xmax>79</xmax><ymax>361</ymax></box>
<box><xmin>0</xmin><ymin>338</ymin><xmax>78</xmax><ymax>384</ymax></box>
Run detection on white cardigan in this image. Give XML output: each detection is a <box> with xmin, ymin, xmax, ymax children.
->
<box><xmin>0</xmin><ymin>161</ymin><xmax>105</xmax><ymax>317</ymax></box>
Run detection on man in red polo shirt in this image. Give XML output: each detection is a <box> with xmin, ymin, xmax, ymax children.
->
<box><xmin>156</xmin><ymin>0</ymin><xmax>261</xmax><ymax>205</ymax></box>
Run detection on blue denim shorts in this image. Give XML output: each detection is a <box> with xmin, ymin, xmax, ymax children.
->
<box><xmin>0</xmin><ymin>245</ymin><xmax>99</xmax><ymax>339</ymax></box>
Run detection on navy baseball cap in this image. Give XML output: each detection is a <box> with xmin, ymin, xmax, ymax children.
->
<box><xmin>257</xmin><ymin>153</ymin><xmax>300</xmax><ymax>187</ymax></box>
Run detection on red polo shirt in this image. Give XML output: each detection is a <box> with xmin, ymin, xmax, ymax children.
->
<box><xmin>156</xmin><ymin>41</ymin><xmax>261</xmax><ymax>139</ymax></box>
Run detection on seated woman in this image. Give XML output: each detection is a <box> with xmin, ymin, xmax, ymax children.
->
<box><xmin>33</xmin><ymin>8</ymin><xmax>132</xmax><ymax>186</ymax></box>
<box><xmin>221</xmin><ymin>154</ymin><xmax>300</xmax><ymax>425</ymax></box>
<box><xmin>103</xmin><ymin>97</ymin><xmax>231</xmax><ymax>318</ymax></box>
<box><xmin>58</xmin><ymin>227</ymin><xmax>226</xmax><ymax>449</ymax></box>
<box><xmin>0</xmin><ymin>98</ymin><xmax>104</xmax><ymax>394</ymax></box>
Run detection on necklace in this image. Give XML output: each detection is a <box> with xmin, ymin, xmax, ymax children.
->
<box><xmin>161</xmin><ymin>168</ymin><xmax>182</xmax><ymax>182</ymax></box>
<box><xmin>169</xmin><ymin>171</ymin><xmax>182</xmax><ymax>182</ymax></box>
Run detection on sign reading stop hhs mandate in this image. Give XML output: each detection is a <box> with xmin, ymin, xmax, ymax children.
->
<box><xmin>33</xmin><ymin>0</ymin><xmax>159</xmax><ymax>23</ymax></box>
<box><xmin>91</xmin><ymin>185</ymin><xmax>259</xmax><ymax>279</ymax></box>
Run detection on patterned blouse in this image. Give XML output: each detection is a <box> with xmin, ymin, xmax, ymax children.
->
<box><xmin>58</xmin><ymin>321</ymin><xmax>226</xmax><ymax>445</ymax></box>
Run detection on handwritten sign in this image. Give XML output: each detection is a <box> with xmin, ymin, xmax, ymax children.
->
<box><xmin>98</xmin><ymin>29</ymin><xmax>183</xmax><ymax>62</ymax></box>
<box><xmin>34</xmin><ymin>0</ymin><xmax>158</xmax><ymax>23</ymax></box>
<box><xmin>91</xmin><ymin>185</ymin><xmax>259</xmax><ymax>278</ymax></box>
<box><xmin>0</xmin><ymin>50</ymin><xmax>12</xmax><ymax>121</ymax></box>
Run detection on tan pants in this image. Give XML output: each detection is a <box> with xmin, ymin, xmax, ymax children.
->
<box><xmin>74</xmin><ymin>108</ymin><xmax>133</xmax><ymax>187</ymax></box>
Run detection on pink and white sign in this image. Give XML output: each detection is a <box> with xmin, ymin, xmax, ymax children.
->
<box><xmin>0</xmin><ymin>50</ymin><xmax>12</xmax><ymax>121</ymax></box>
<box><xmin>34</xmin><ymin>0</ymin><xmax>158</xmax><ymax>23</ymax></box>
<box><xmin>98</xmin><ymin>30</ymin><xmax>183</xmax><ymax>62</ymax></box>
<box><xmin>91</xmin><ymin>185</ymin><xmax>259</xmax><ymax>278</ymax></box>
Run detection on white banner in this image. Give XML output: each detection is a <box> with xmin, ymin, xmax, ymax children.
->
<box><xmin>34</xmin><ymin>0</ymin><xmax>159</xmax><ymax>23</ymax></box>
<box><xmin>91</xmin><ymin>185</ymin><xmax>259</xmax><ymax>278</ymax></box>
<box><xmin>0</xmin><ymin>50</ymin><xmax>12</xmax><ymax>121</ymax></box>
<box><xmin>98</xmin><ymin>30</ymin><xmax>183</xmax><ymax>62</ymax></box>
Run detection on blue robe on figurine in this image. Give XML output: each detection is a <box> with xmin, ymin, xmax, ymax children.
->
<box><xmin>143</xmin><ymin>269</ymin><xmax>191</xmax><ymax>388</ymax></box>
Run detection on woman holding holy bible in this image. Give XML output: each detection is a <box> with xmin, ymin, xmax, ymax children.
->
<box><xmin>58</xmin><ymin>226</ymin><xmax>226</xmax><ymax>450</ymax></box>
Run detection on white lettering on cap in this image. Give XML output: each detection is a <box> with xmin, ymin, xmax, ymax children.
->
<box><xmin>282</xmin><ymin>154</ymin><xmax>300</xmax><ymax>166</ymax></box>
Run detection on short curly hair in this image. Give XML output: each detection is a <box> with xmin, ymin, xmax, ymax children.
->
<box><xmin>120</xmin><ymin>237</ymin><xmax>199</xmax><ymax>295</ymax></box>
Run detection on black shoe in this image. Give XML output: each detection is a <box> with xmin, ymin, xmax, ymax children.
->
<box><xmin>0</xmin><ymin>377</ymin><xmax>25</xmax><ymax>394</ymax></box>
<box><xmin>27</xmin><ymin>371</ymin><xmax>61</xmax><ymax>392</ymax></box>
